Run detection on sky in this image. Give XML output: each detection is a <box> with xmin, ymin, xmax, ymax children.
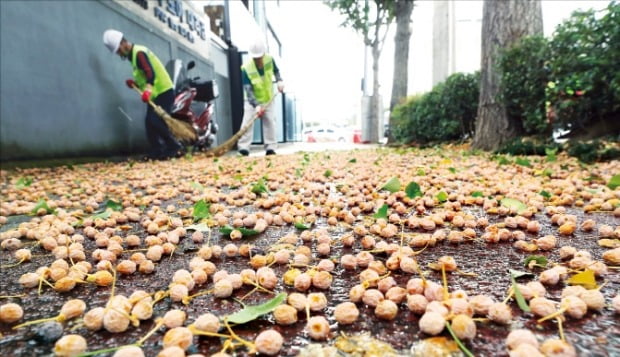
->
<box><xmin>275</xmin><ymin>0</ymin><xmax>610</xmax><ymax>127</ymax></box>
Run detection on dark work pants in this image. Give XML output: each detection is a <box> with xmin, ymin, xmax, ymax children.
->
<box><xmin>145</xmin><ymin>89</ymin><xmax>180</xmax><ymax>154</ymax></box>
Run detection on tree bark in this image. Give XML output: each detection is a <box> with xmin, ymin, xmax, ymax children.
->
<box><xmin>389</xmin><ymin>0</ymin><xmax>414</xmax><ymax>112</ymax></box>
<box><xmin>387</xmin><ymin>0</ymin><xmax>414</xmax><ymax>144</ymax></box>
<box><xmin>472</xmin><ymin>0</ymin><xmax>543</xmax><ymax>151</ymax></box>
<box><xmin>369</xmin><ymin>40</ymin><xmax>381</xmax><ymax>143</ymax></box>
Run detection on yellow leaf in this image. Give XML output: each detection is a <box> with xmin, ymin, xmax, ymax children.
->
<box><xmin>439</xmin><ymin>159</ymin><xmax>452</xmax><ymax>166</ymax></box>
<box><xmin>598</xmin><ymin>239</ymin><xmax>620</xmax><ymax>248</ymax></box>
<box><xmin>283</xmin><ymin>269</ymin><xmax>301</xmax><ymax>286</ymax></box>
<box><xmin>410</xmin><ymin>337</ymin><xmax>460</xmax><ymax>356</ymax></box>
<box><xmin>567</xmin><ymin>269</ymin><xmax>597</xmax><ymax>289</ymax></box>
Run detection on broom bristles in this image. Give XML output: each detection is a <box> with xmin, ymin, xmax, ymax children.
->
<box><xmin>131</xmin><ymin>86</ymin><xmax>197</xmax><ymax>142</ymax></box>
<box><xmin>204</xmin><ymin>95</ymin><xmax>278</xmax><ymax>157</ymax></box>
<box><xmin>203</xmin><ymin>114</ymin><xmax>262</xmax><ymax>157</ymax></box>
<box><xmin>132</xmin><ymin>85</ymin><xmax>278</xmax><ymax>157</ymax></box>
<box><xmin>154</xmin><ymin>105</ymin><xmax>197</xmax><ymax>142</ymax></box>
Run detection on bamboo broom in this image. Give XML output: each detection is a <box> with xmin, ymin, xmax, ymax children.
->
<box><xmin>131</xmin><ymin>86</ymin><xmax>197</xmax><ymax>142</ymax></box>
<box><xmin>203</xmin><ymin>94</ymin><xmax>278</xmax><ymax>157</ymax></box>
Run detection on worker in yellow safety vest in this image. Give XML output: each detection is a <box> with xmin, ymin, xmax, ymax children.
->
<box><xmin>103</xmin><ymin>29</ymin><xmax>182</xmax><ymax>160</ymax></box>
<box><xmin>237</xmin><ymin>37</ymin><xmax>284</xmax><ymax>156</ymax></box>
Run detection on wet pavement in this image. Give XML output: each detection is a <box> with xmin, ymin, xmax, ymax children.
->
<box><xmin>0</xmin><ymin>146</ymin><xmax>618</xmax><ymax>357</ymax></box>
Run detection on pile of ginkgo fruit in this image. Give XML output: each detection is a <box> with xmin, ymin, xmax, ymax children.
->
<box><xmin>0</xmin><ymin>146</ymin><xmax>619</xmax><ymax>357</ymax></box>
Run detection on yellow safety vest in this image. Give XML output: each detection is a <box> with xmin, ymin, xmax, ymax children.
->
<box><xmin>131</xmin><ymin>44</ymin><xmax>173</xmax><ymax>99</ymax></box>
<box><xmin>242</xmin><ymin>55</ymin><xmax>274</xmax><ymax>104</ymax></box>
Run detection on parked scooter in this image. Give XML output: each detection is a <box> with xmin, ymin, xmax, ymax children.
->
<box><xmin>166</xmin><ymin>59</ymin><xmax>219</xmax><ymax>150</ymax></box>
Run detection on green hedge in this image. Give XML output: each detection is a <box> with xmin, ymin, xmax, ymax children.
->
<box><xmin>499</xmin><ymin>36</ymin><xmax>549</xmax><ymax>135</ymax></box>
<box><xmin>546</xmin><ymin>1</ymin><xmax>620</xmax><ymax>131</ymax></box>
<box><xmin>393</xmin><ymin>2</ymin><xmax>618</xmax><ymax>147</ymax></box>
<box><xmin>390</xmin><ymin>72</ymin><xmax>480</xmax><ymax>144</ymax></box>
<box><xmin>498</xmin><ymin>1</ymin><xmax>619</xmax><ymax>136</ymax></box>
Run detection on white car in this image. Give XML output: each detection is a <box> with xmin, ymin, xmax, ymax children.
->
<box><xmin>303</xmin><ymin>126</ymin><xmax>348</xmax><ymax>143</ymax></box>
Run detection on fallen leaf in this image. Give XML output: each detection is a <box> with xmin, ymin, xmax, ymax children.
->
<box><xmin>226</xmin><ymin>293</ymin><xmax>287</xmax><ymax>324</ymax></box>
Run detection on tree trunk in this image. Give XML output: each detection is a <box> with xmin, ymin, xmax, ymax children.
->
<box><xmin>472</xmin><ymin>0</ymin><xmax>543</xmax><ymax>151</ymax></box>
<box><xmin>369</xmin><ymin>42</ymin><xmax>381</xmax><ymax>143</ymax></box>
<box><xmin>389</xmin><ymin>0</ymin><xmax>414</xmax><ymax>112</ymax></box>
<box><xmin>387</xmin><ymin>0</ymin><xmax>414</xmax><ymax>144</ymax></box>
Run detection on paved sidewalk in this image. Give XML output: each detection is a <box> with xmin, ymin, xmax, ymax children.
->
<box><xmin>222</xmin><ymin>141</ymin><xmax>381</xmax><ymax>157</ymax></box>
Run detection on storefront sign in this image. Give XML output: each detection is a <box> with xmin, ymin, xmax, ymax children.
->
<box><xmin>130</xmin><ymin>0</ymin><xmax>207</xmax><ymax>43</ymax></box>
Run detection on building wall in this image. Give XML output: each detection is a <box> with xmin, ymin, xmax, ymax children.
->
<box><xmin>0</xmin><ymin>0</ymin><xmax>217</xmax><ymax>160</ymax></box>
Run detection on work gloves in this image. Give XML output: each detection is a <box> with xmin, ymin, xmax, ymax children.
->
<box><xmin>255</xmin><ymin>105</ymin><xmax>265</xmax><ymax>117</ymax></box>
<box><xmin>277</xmin><ymin>81</ymin><xmax>285</xmax><ymax>93</ymax></box>
<box><xmin>125</xmin><ymin>79</ymin><xmax>151</xmax><ymax>102</ymax></box>
<box><xmin>141</xmin><ymin>89</ymin><xmax>152</xmax><ymax>103</ymax></box>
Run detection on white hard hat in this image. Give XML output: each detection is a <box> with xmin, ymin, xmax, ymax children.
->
<box><xmin>103</xmin><ymin>29</ymin><xmax>123</xmax><ymax>54</ymax></box>
<box><xmin>249</xmin><ymin>37</ymin><xmax>265</xmax><ymax>58</ymax></box>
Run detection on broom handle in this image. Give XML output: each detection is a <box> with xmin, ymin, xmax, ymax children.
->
<box><xmin>203</xmin><ymin>94</ymin><xmax>279</xmax><ymax>157</ymax></box>
<box><xmin>131</xmin><ymin>85</ymin><xmax>165</xmax><ymax>113</ymax></box>
<box><xmin>131</xmin><ymin>84</ymin><xmax>279</xmax><ymax>156</ymax></box>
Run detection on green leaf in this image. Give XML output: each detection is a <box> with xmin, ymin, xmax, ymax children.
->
<box><xmin>436</xmin><ymin>191</ymin><xmax>448</xmax><ymax>203</ymax></box>
<box><xmin>30</xmin><ymin>198</ymin><xmax>55</xmax><ymax>215</ymax></box>
<box><xmin>540</xmin><ymin>190</ymin><xmax>551</xmax><ymax>200</ymax></box>
<box><xmin>608</xmin><ymin>174</ymin><xmax>620</xmax><ymax>190</ymax></box>
<box><xmin>500</xmin><ymin>198</ymin><xmax>527</xmax><ymax>214</ymax></box>
<box><xmin>190</xmin><ymin>182</ymin><xmax>205</xmax><ymax>191</ymax></box>
<box><xmin>381</xmin><ymin>177</ymin><xmax>401</xmax><ymax>193</ymax></box>
<box><xmin>545</xmin><ymin>147</ymin><xmax>557</xmax><ymax>155</ymax></box>
<box><xmin>91</xmin><ymin>209</ymin><xmax>112</xmax><ymax>220</ymax></box>
<box><xmin>226</xmin><ymin>293</ymin><xmax>287</xmax><ymax>324</ymax></box>
<box><xmin>251</xmin><ymin>178</ymin><xmax>269</xmax><ymax>195</ymax></box>
<box><xmin>566</xmin><ymin>269</ymin><xmax>597</xmax><ymax>289</ymax></box>
<box><xmin>497</xmin><ymin>156</ymin><xmax>511</xmax><ymax>165</ymax></box>
<box><xmin>15</xmin><ymin>177</ymin><xmax>33</xmax><ymax>189</ymax></box>
<box><xmin>416</xmin><ymin>168</ymin><xmax>426</xmax><ymax>176</ymax></box>
<box><xmin>324</xmin><ymin>169</ymin><xmax>333</xmax><ymax>178</ymax></box>
<box><xmin>448</xmin><ymin>167</ymin><xmax>457</xmax><ymax>174</ymax></box>
<box><xmin>523</xmin><ymin>255</ymin><xmax>548</xmax><ymax>268</ymax></box>
<box><xmin>509</xmin><ymin>269</ymin><xmax>535</xmax><ymax>279</ymax></box>
<box><xmin>186</xmin><ymin>223</ymin><xmax>211</xmax><ymax>232</ymax></box>
<box><xmin>219</xmin><ymin>226</ymin><xmax>260</xmax><ymax>237</ymax></box>
<box><xmin>294</xmin><ymin>222</ymin><xmax>310</xmax><ymax>230</ymax></box>
<box><xmin>295</xmin><ymin>168</ymin><xmax>303</xmax><ymax>178</ymax></box>
<box><xmin>584</xmin><ymin>174</ymin><xmax>604</xmax><ymax>183</ymax></box>
<box><xmin>515</xmin><ymin>157</ymin><xmax>532</xmax><ymax>167</ymax></box>
<box><xmin>445</xmin><ymin>322</ymin><xmax>475</xmax><ymax>357</ymax></box>
<box><xmin>405</xmin><ymin>182</ymin><xmax>423</xmax><ymax>199</ymax></box>
<box><xmin>348</xmin><ymin>158</ymin><xmax>357</xmax><ymax>163</ymax></box>
<box><xmin>471</xmin><ymin>191</ymin><xmax>484</xmax><ymax>198</ymax></box>
<box><xmin>541</xmin><ymin>168</ymin><xmax>553</xmax><ymax>177</ymax></box>
<box><xmin>302</xmin><ymin>153</ymin><xmax>310</xmax><ymax>165</ymax></box>
<box><xmin>510</xmin><ymin>274</ymin><xmax>531</xmax><ymax>312</ymax></box>
<box><xmin>192</xmin><ymin>200</ymin><xmax>211</xmax><ymax>222</ymax></box>
<box><xmin>373</xmin><ymin>204</ymin><xmax>389</xmax><ymax>219</ymax></box>
<box><xmin>105</xmin><ymin>199</ymin><xmax>122</xmax><ymax>212</ymax></box>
